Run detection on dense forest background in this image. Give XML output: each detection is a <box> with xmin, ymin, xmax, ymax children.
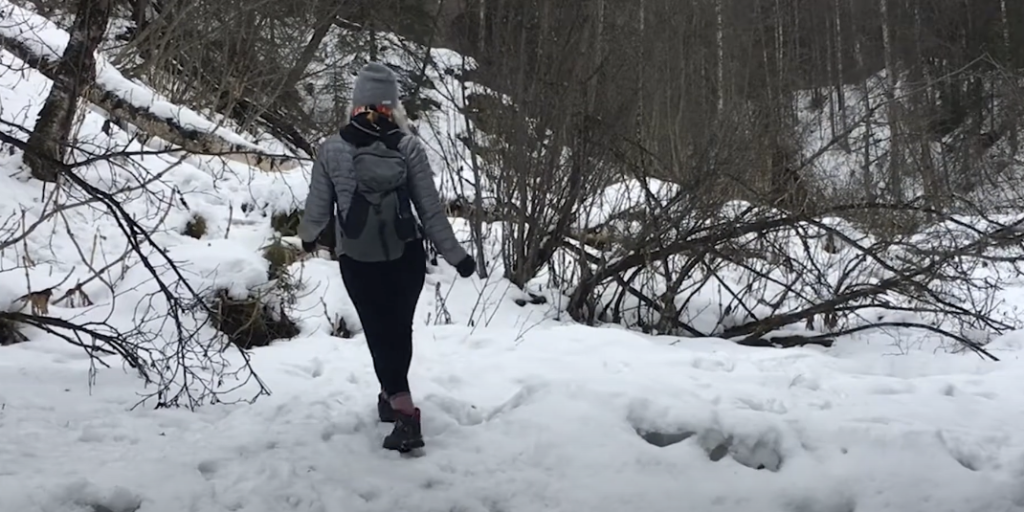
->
<box><xmin>26</xmin><ymin>0</ymin><xmax>1024</xmax><ymax>204</ymax></box>
<box><xmin>6</xmin><ymin>0</ymin><xmax>1024</xmax><ymax>362</ymax></box>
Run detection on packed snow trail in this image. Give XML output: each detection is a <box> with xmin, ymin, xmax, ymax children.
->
<box><xmin>4</xmin><ymin>324</ymin><xmax>1024</xmax><ymax>512</ymax></box>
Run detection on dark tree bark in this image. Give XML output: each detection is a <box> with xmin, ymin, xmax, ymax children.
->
<box><xmin>132</xmin><ymin>0</ymin><xmax>149</xmax><ymax>33</ymax></box>
<box><xmin>24</xmin><ymin>0</ymin><xmax>113</xmax><ymax>182</ymax></box>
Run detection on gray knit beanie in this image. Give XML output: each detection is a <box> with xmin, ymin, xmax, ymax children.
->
<box><xmin>351</xmin><ymin>62</ymin><xmax>400</xmax><ymax>109</ymax></box>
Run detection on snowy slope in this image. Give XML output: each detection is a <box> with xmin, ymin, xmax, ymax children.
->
<box><xmin>3</xmin><ymin>6</ymin><xmax>1024</xmax><ymax>512</ymax></box>
<box><xmin>0</xmin><ymin>0</ymin><xmax>299</xmax><ymax>170</ymax></box>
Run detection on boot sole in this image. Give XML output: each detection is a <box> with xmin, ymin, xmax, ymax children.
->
<box><xmin>383</xmin><ymin>438</ymin><xmax>425</xmax><ymax>453</ymax></box>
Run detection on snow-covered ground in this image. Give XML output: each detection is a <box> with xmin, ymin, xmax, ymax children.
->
<box><xmin>4</xmin><ymin>3</ymin><xmax>1024</xmax><ymax>511</ymax></box>
<box><xmin>6</xmin><ymin>322</ymin><xmax>1024</xmax><ymax>512</ymax></box>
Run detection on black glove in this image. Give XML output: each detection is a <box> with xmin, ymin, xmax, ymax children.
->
<box><xmin>301</xmin><ymin>239</ymin><xmax>317</xmax><ymax>254</ymax></box>
<box><xmin>455</xmin><ymin>255</ymin><xmax>476</xmax><ymax>278</ymax></box>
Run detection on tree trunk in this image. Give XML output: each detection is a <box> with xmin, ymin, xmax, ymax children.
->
<box><xmin>478</xmin><ymin>0</ymin><xmax>486</xmax><ymax>52</ymax></box>
<box><xmin>636</xmin><ymin>0</ymin><xmax>646</xmax><ymax>174</ymax></box>
<box><xmin>715</xmin><ymin>0</ymin><xmax>725</xmax><ymax>113</ymax></box>
<box><xmin>462</xmin><ymin>50</ymin><xmax>489</xmax><ymax>278</ymax></box>
<box><xmin>879</xmin><ymin>0</ymin><xmax>903</xmax><ymax>201</ymax></box>
<box><xmin>24</xmin><ymin>0</ymin><xmax>113</xmax><ymax>182</ymax></box>
<box><xmin>132</xmin><ymin>0</ymin><xmax>149</xmax><ymax>32</ymax></box>
<box><xmin>369</xmin><ymin>25</ymin><xmax>379</xmax><ymax>61</ymax></box>
<box><xmin>1000</xmin><ymin>0</ymin><xmax>1010</xmax><ymax>56</ymax></box>
<box><xmin>913</xmin><ymin>0</ymin><xmax>940</xmax><ymax>199</ymax></box>
<box><xmin>832</xmin><ymin>0</ymin><xmax>847</xmax><ymax>149</ymax></box>
<box><xmin>854</xmin><ymin>33</ymin><xmax>874</xmax><ymax>201</ymax></box>
<box><xmin>586</xmin><ymin>0</ymin><xmax>605</xmax><ymax>112</ymax></box>
<box><xmin>276</xmin><ymin>18</ymin><xmax>336</xmax><ymax>108</ymax></box>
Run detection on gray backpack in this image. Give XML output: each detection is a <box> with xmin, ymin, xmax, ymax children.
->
<box><xmin>340</xmin><ymin>139</ymin><xmax>420</xmax><ymax>262</ymax></box>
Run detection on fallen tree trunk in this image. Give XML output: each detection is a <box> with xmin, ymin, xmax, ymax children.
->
<box><xmin>0</xmin><ymin>34</ymin><xmax>300</xmax><ymax>173</ymax></box>
<box><xmin>221</xmin><ymin>95</ymin><xmax>316</xmax><ymax>158</ymax></box>
<box><xmin>734</xmin><ymin>334</ymin><xmax>834</xmax><ymax>349</ymax></box>
<box><xmin>166</xmin><ymin>55</ymin><xmax>316</xmax><ymax>159</ymax></box>
<box><xmin>129</xmin><ymin>0</ymin><xmax>325</xmax><ymax>159</ymax></box>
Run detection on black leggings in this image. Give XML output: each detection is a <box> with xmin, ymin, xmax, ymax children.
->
<box><xmin>339</xmin><ymin>240</ymin><xmax>426</xmax><ymax>396</ymax></box>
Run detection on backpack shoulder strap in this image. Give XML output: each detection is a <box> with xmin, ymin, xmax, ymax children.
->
<box><xmin>380</xmin><ymin>128</ymin><xmax>406</xmax><ymax>152</ymax></box>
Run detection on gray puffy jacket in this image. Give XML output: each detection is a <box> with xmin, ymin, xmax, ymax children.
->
<box><xmin>297</xmin><ymin>133</ymin><xmax>468</xmax><ymax>265</ymax></box>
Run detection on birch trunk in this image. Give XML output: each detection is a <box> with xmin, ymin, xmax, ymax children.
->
<box><xmin>25</xmin><ymin>0</ymin><xmax>114</xmax><ymax>182</ymax></box>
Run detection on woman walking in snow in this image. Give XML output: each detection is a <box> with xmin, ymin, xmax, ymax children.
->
<box><xmin>297</xmin><ymin>62</ymin><xmax>477</xmax><ymax>452</ymax></box>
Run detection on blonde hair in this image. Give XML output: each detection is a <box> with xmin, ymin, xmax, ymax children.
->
<box><xmin>343</xmin><ymin>100</ymin><xmax>413</xmax><ymax>135</ymax></box>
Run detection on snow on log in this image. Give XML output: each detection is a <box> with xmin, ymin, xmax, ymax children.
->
<box><xmin>0</xmin><ymin>1</ymin><xmax>300</xmax><ymax>172</ymax></box>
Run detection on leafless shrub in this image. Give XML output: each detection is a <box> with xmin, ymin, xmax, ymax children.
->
<box><xmin>209</xmin><ymin>283</ymin><xmax>301</xmax><ymax>351</ymax></box>
<box><xmin>183</xmin><ymin>213</ymin><xmax>207</xmax><ymax>239</ymax></box>
<box><xmin>1</xmin><ymin>113</ymin><xmax>271</xmax><ymax>409</ymax></box>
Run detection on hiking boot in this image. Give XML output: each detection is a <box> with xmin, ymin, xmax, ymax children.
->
<box><xmin>377</xmin><ymin>393</ymin><xmax>397</xmax><ymax>423</ymax></box>
<box><xmin>382</xmin><ymin>408</ymin><xmax>424</xmax><ymax>452</ymax></box>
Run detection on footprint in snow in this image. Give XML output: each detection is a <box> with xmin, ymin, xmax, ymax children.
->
<box><xmin>936</xmin><ymin>430</ymin><xmax>989</xmax><ymax>472</ymax></box>
<box><xmin>55</xmin><ymin>481</ymin><xmax>143</xmax><ymax>512</ymax></box>
<box><xmin>424</xmin><ymin>394</ymin><xmax>485</xmax><ymax>426</ymax></box>
<box><xmin>635</xmin><ymin>429</ymin><xmax>697</xmax><ymax>448</ymax></box>
<box><xmin>483</xmin><ymin>383</ymin><xmax>547</xmax><ymax>422</ymax></box>
<box><xmin>867</xmin><ymin>380</ymin><xmax>916</xmax><ymax>395</ymax></box>
<box><xmin>419</xmin><ymin>477</ymin><xmax>450</xmax><ymax>490</ymax></box>
<box><xmin>789</xmin><ymin>373</ymin><xmax>821</xmax><ymax>391</ymax></box>
<box><xmin>690</xmin><ymin>356</ymin><xmax>736</xmax><ymax>373</ymax></box>
<box><xmin>787</xmin><ymin>494</ymin><xmax>857</xmax><ymax>512</ymax></box>
<box><xmin>320</xmin><ymin>415</ymin><xmax>369</xmax><ymax>441</ymax></box>
<box><xmin>281</xmin><ymin>358</ymin><xmax>325</xmax><ymax>379</ymax></box>
<box><xmin>734</xmin><ymin>396</ymin><xmax>789</xmax><ymax>415</ymax></box>
<box><xmin>634</xmin><ymin>424</ymin><xmax>786</xmax><ymax>472</ymax></box>
<box><xmin>196</xmin><ymin>459</ymin><xmax>220</xmax><ymax>481</ymax></box>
